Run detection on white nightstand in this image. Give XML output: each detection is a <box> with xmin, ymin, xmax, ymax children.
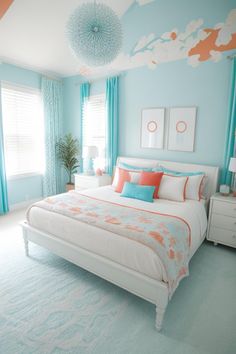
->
<box><xmin>207</xmin><ymin>193</ymin><xmax>236</xmax><ymax>248</ymax></box>
<box><xmin>74</xmin><ymin>173</ymin><xmax>112</xmax><ymax>191</ymax></box>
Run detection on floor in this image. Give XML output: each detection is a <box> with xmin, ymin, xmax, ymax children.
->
<box><xmin>0</xmin><ymin>209</ymin><xmax>235</xmax><ymax>354</ymax></box>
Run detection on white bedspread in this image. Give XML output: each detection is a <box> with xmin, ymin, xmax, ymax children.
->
<box><xmin>27</xmin><ymin>186</ymin><xmax>207</xmax><ymax>282</ymax></box>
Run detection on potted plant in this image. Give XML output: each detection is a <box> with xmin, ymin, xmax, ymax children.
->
<box><xmin>56</xmin><ymin>133</ymin><xmax>80</xmax><ymax>191</ymax></box>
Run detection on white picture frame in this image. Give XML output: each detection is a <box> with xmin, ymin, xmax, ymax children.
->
<box><xmin>141</xmin><ymin>108</ymin><xmax>165</xmax><ymax>149</ymax></box>
<box><xmin>167</xmin><ymin>107</ymin><xmax>197</xmax><ymax>152</ymax></box>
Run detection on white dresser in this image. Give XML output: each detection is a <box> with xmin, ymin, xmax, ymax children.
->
<box><xmin>207</xmin><ymin>193</ymin><xmax>236</xmax><ymax>248</ymax></box>
<box><xmin>74</xmin><ymin>173</ymin><xmax>112</xmax><ymax>191</ymax></box>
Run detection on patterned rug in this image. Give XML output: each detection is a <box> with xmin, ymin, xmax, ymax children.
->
<box><xmin>0</xmin><ymin>222</ymin><xmax>235</xmax><ymax>354</ymax></box>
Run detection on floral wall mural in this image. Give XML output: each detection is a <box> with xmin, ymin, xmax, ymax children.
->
<box><xmin>126</xmin><ymin>9</ymin><xmax>236</xmax><ymax>69</ymax></box>
<box><xmin>79</xmin><ymin>7</ymin><xmax>236</xmax><ymax>77</ymax></box>
<box><xmin>64</xmin><ymin>0</ymin><xmax>234</xmax><ymax>172</ymax></box>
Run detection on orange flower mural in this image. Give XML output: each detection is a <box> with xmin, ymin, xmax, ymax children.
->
<box><xmin>128</xmin><ymin>9</ymin><xmax>236</xmax><ymax>69</ymax></box>
<box><xmin>189</xmin><ymin>29</ymin><xmax>236</xmax><ymax>62</ymax></box>
<box><xmin>79</xmin><ymin>8</ymin><xmax>236</xmax><ymax>77</ymax></box>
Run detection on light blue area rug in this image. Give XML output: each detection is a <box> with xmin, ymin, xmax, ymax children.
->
<box><xmin>0</xmin><ymin>227</ymin><xmax>235</xmax><ymax>354</ymax></box>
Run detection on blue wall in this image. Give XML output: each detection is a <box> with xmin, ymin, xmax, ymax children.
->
<box><xmin>63</xmin><ymin>0</ymin><xmax>235</xmax><ymax>169</ymax></box>
<box><xmin>0</xmin><ymin>63</ymin><xmax>43</xmax><ymax>207</ymax></box>
<box><xmin>63</xmin><ymin>77</ymin><xmax>104</xmax><ymax>135</ymax></box>
<box><xmin>119</xmin><ymin>59</ymin><xmax>230</xmax><ymax>166</ymax></box>
<box><xmin>63</xmin><ymin>77</ymin><xmax>105</xmax><ymax>176</ymax></box>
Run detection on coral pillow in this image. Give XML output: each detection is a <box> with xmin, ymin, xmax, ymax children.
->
<box><xmin>139</xmin><ymin>171</ymin><xmax>163</xmax><ymax>199</ymax></box>
<box><xmin>113</xmin><ymin>166</ymin><xmax>146</xmax><ymax>188</ymax></box>
<box><xmin>115</xmin><ymin>168</ymin><xmax>131</xmax><ymax>193</ymax></box>
<box><xmin>114</xmin><ymin>167</ymin><xmax>146</xmax><ymax>193</ymax></box>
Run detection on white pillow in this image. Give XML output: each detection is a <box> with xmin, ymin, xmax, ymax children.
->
<box><xmin>158</xmin><ymin>175</ymin><xmax>188</xmax><ymax>202</ymax></box>
<box><xmin>185</xmin><ymin>174</ymin><xmax>205</xmax><ymax>201</ymax></box>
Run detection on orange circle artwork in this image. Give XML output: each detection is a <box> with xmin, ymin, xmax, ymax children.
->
<box><xmin>147</xmin><ymin>120</ymin><xmax>158</xmax><ymax>133</ymax></box>
<box><xmin>176</xmin><ymin>120</ymin><xmax>187</xmax><ymax>133</ymax></box>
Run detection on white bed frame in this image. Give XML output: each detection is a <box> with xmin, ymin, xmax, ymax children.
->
<box><xmin>21</xmin><ymin>157</ymin><xmax>219</xmax><ymax>331</ymax></box>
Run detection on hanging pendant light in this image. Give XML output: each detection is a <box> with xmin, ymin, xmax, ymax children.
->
<box><xmin>66</xmin><ymin>1</ymin><xmax>122</xmax><ymax>67</ymax></box>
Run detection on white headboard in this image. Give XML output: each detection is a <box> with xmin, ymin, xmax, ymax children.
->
<box><xmin>116</xmin><ymin>156</ymin><xmax>219</xmax><ymax>200</ymax></box>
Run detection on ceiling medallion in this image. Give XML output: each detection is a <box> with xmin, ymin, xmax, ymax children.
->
<box><xmin>66</xmin><ymin>2</ymin><xmax>122</xmax><ymax>67</ymax></box>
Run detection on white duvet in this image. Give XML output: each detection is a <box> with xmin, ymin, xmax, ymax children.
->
<box><xmin>27</xmin><ymin>186</ymin><xmax>207</xmax><ymax>282</ymax></box>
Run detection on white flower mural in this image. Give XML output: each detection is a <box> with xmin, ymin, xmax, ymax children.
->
<box><xmin>216</xmin><ymin>9</ymin><xmax>236</xmax><ymax>46</ymax></box>
<box><xmin>79</xmin><ymin>8</ymin><xmax>236</xmax><ymax>77</ymax></box>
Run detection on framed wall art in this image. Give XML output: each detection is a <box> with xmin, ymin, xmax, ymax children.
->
<box><xmin>141</xmin><ymin>108</ymin><xmax>165</xmax><ymax>149</ymax></box>
<box><xmin>167</xmin><ymin>107</ymin><xmax>197</xmax><ymax>152</ymax></box>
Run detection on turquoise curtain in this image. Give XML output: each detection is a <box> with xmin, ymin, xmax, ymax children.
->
<box><xmin>106</xmin><ymin>76</ymin><xmax>119</xmax><ymax>176</ymax></box>
<box><xmin>0</xmin><ymin>84</ymin><xmax>9</xmax><ymax>214</ymax></box>
<box><xmin>41</xmin><ymin>77</ymin><xmax>63</xmax><ymax>197</ymax></box>
<box><xmin>221</xmin><ymin>58</ymin><xmax>236</xmax><ymax>185</ymax></box>
<box><xmin>80</xmin><ymin>82</ymin><xmax>90</xmax><ymax>172</ymax></box>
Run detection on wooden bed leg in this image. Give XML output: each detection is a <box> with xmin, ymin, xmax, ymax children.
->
<box><xmin>155</xmin><ymin>305</ymin><xmax>166</xmax><ymax>331</ymax></box>
<box><xmin>23</xmin><ymin>230</ymin><xmax>29</xmax><ymax>256</ymax></box>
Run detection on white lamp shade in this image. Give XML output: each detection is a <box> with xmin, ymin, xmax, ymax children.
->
<box><xmin>229</xmin><ymin>157</ymin><xmax>236</xmax><ymax>172</ymax></box>
<box><xmin>83</xmin><ymin>145</ymin><xmax>98</xmax><ymax>159</ymax></box>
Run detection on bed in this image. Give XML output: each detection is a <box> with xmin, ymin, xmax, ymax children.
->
<box><xmin>21</xmin><ymin>157</ymin><xmax>219</xmax><ymax>331</ymax></box>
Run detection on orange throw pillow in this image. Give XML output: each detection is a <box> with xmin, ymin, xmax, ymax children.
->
<box><xmin>139</xmin><ymin>171</ymin><xmax>163</xmax><ymax>198</ymax></box>
<box><xmin>115</xmin><ymin>168</ymin><xmax>131</xmax><ymax>193</ymax></box>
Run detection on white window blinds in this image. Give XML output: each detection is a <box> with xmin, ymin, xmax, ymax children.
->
<box><xmin>1</xmin><ymin>82</ymin><xmax>45</xmax><ymax>177</ymax></box>
<box><xmin>83</xmin><ymin>94</ymin><xmax>106</xmax><ymax>170</ymax></box>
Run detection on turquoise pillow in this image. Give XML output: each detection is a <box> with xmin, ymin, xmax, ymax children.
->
<box><xmin>121</xmin><ymin>182</ymin><xmax>155</xmax><ymax>203</ymax></box>
<box><xmin>119</xmin><ymin>162</ymin><xmax>153</xmax><ymax>172</ymax></box>
<box><xmin>152</xmin><ymin>166</ymin><xmax>204</xmax><ymax>176</ymax></box>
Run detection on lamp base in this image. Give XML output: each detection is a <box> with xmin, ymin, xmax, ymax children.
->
<box><xmin>83</xmin><ymin>157</ymin><xmax>95</xmax><ymax>176</ymax></box>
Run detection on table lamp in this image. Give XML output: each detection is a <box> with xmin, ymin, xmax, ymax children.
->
<box><xmin>83</xmin><ymin>145</ymin><xmax>98</xmax><ymax>175</ymax></box>
<box><xmin>229</xmin><ymin>157</ymin><xmax>236</xmax><ymax>196</ymax></box>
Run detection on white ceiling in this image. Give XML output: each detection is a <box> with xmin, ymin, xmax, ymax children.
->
<box><xmin>0</xmin><ymin>0</ymin><xmax>136</xmax><ymax>78</ymax></box>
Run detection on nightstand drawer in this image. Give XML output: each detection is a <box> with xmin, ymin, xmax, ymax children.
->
<box><xmin>211</xmin><ymin>213</ymin><xmax>236</xmax><ymax>232</ymax></box>
<box><xmin>212</xmin><ymin>200</ymin><xmax>236</xmax><ymax>218</ymax></box>
<box><xmin>208</xmin><ymin>226</ymin><xmax>236</xmax><ymax>248</ymax></box>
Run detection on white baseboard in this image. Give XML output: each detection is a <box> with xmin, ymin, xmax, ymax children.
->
<box><xmin>10</xmin><ymin>198</ymin><xmax>42</xmax><ymax>211</ymax></box>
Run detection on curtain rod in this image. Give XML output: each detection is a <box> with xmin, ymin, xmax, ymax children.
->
<box><xmin>74</xmin><ymin>71</ymin><xmax>126</xmax><ymax>86</ymax></box>
<box><xmin>227</xmin><ymin>53</ymin><xmax>236</xmax><ymax>59</ymax></box>
<box><xmin>42</xmin><ymin>75</ymin><xmax>63</xmax><ymax>83</ymax></box>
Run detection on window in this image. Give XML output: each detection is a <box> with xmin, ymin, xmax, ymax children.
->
<box><xmin>83</xmin><ymin>94</ymin><xmax>106</xmax><ymax>170</ymax></box>
<box><xmin>1</xmin><ymin>82</ymin><xmax>45</xmax><ymax>177</ymax></box>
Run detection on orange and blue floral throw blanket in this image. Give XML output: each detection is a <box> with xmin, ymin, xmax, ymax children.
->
<box><xmin>29</xmin><ymin>191</ymin><xmax>191</xmax><ymax>298</ymax></box>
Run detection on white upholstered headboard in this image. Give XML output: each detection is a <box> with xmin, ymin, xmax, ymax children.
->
<box><xmin>116</xmin><ymin>156</ymin><xmax>219</xmax><ymax>200</ymax></box>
